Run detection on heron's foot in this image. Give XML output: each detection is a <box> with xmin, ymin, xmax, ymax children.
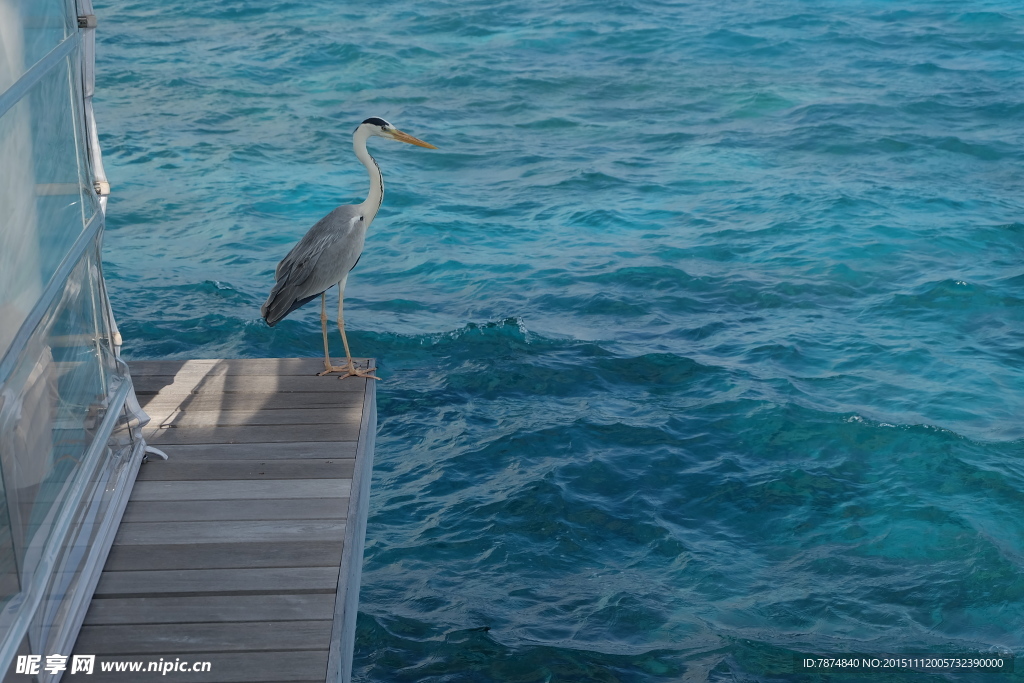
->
<box><xmin>340</xmin><ymin>360</ymin><xmax>379</xmax><ymax>381</ymax></box>
<box><xmin>317</xmin><ymin>360</ymin><xmax>345</xmax><ymax>376</ymax></box>
<box><xmin>321</xmin><ymin>359</ymin><xmax>379</xmax><ymax>380</ymax></box>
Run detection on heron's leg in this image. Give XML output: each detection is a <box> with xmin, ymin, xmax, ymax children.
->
<box><xmin>336</xmin><ymin>287</ymin><xmax>379</xmax><ymax>381</ymax></box>
<box><xmin>317</xmin><ymin>293</ymin><xmax>341</xmax><ymax>376</ymax></box>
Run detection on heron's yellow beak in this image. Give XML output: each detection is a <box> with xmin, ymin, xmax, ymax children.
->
<box><xmin>389</xmin><ymin>129</ymin><xmax>437</xmax><ymax>149</ymax></box>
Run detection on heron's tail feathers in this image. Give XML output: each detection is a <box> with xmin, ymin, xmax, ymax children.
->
<box><xmin>262</xmin><ymin>278</ymin><xmax>320</xmax><ymax>327</ymax></box>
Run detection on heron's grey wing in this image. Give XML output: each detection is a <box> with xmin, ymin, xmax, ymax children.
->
<box><xmin>262</xmin><ymin>206</ymin><xmax>363</xmax><ymax>326</ymax></box>
<box><xmin>274</xmin><ymin>213</ymin><xmax>327</xmax><ymax>282</ymax></box>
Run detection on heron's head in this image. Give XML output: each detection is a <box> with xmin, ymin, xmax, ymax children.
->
<box><xmin>356</xmin><ymin>117</ymin><xmax>437</xmax><ymax>149</ymax></box>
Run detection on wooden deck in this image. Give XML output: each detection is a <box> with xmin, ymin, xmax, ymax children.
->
<box><xmin>68</xmin><ymin>358</ymin><xmax>377</xmax><ymax>683</ymax></box>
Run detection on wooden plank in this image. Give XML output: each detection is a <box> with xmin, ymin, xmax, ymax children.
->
<box><xmin>158</xmin><ymin>408</ymin><xmax>363</xmax><ymax>428</ymax></box>
<box><xmin>84</xmin><ymin>594</ymin><xmax>336</xmax><ymax>626</ymax></box>
<box><xmin>114</xmin><ymin>520</ymin><xmax>344</xmax><ymax>546</ymax></box>
<box><xmin>135</xmin><ymin>459</ymin><xmax>355</xmax><ymax>482</ymax></box>
<box><xmin>104</xmin><ymin>541</ymin><xmax>343</xmax><ymax>572</ymax></box>
<box><xmin>94</xmin><ymin>567</ymin><xmax>340</xmax><ymax>598</ymax></box>
<box><xmin>76</xmin><ymin>620</ymin><xmax>332</xmax><ymax>654</ymax></box>
<box><xmin>122</xmin><ymin>498</ymin><xmax>349</xmax><ymax>523</ymax></box>
<box><xmin>140</xmin><ymin>392</ymin><xmax>365</xmax><ymax>413</ymax></box>
<box><xmin>65</xmin><ymin>650</ymin><xmax>328</xmax><ymax>682</ymax></box>
<box><xmin>133</xmin><ymin>375</ymin><xmax>367</xmax><ymax>396</ymax></box>
<box><xmin>144</xmin><ymin>423</ymin><xmax>360</xmax><ymax>445</ymax></box>
<box><xmin>131</xmin><ymin>358</ymin><xmax>371</xmax><ymax>377</ymax></box>
<box><xmin>131</xmin><ymin>479</ymin><xmax>350</xmax><ymax>502</ymax></box>
<box><xmin>133</xmin><ymin>441</ymin><xmax>357</xmax><ymax>461</ymax></box>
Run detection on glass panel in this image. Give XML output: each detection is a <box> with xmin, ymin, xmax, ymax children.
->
<box><xmin>0</xmin><ymin>249</ymin><xmax>106</xmax><ymax>578</ymax></box>
<box><xmin>0</xmin><ymin>0</ymin><xmax>74</xmax><ymax>92</ymax></box>
<box><xmin>0</xmin><ymin>0</ymin><xmax>137</xmax><ymax>669</ymax></box>
<box><xmin>89</xmin><ymin>260</ymin><xmax>118</xmax><ymax>381</ymax></box>
<box><xmin>30</xmin><ymin>56</ymin><xmax>89</xmax><ymax>290</ymax></box>
<box><xmin>0</xmin><ymin>243</ymin><xmax>125</xmax><ymax>657</ymax></box>
<box><xmin>32</xmin><ymin>435</ymin><xmax>130</xmax><ymax>658</ymax></box>
<box><xmin>70</xmin><ymin>55</ymin><xmax>101</xmax><ymax>227</ymax></box>
<box><xmin>0</xmin><ymin>54</ymin><xmax>88</xmax><ymax>356</ymax></box>
<box><xmin>0</xmin><ymin>458</ymin><xmax>17</xmax><ymax>616</ymax></box>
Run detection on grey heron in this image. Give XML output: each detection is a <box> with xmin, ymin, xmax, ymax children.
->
<box><xmin>261</xmin><ymin>117</ymin><xmax>436</xmax><ymax>379</ymax></box>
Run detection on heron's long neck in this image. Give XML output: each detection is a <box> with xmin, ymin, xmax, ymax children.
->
<box><xmin>354</xmin><ymin>134</ymin><xmax>383</xmax><ymax>220</ymax></box>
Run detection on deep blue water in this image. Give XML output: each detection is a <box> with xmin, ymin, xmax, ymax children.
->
<box><xmin>94</xmin><ymin>0</ymin><xmax>1024</xmax><ymax>680</ymax></box>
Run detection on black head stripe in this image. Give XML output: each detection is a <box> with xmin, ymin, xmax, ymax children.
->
<box><xmin>361</xmin><ymin>117</ymin><xmax>391</xmax><ymax>128</ymax></box>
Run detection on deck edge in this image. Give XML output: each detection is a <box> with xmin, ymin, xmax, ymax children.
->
<box><xmin>325</xmin><ymin>363</ymin><xmax>377</xmax><ymax>683</ymax></box>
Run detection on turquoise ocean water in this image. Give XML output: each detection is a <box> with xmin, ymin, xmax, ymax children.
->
<box><xmin>94</xmin><ymin>0</ymin><xmax>1024</xmax><ymax>680</ymax></box>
